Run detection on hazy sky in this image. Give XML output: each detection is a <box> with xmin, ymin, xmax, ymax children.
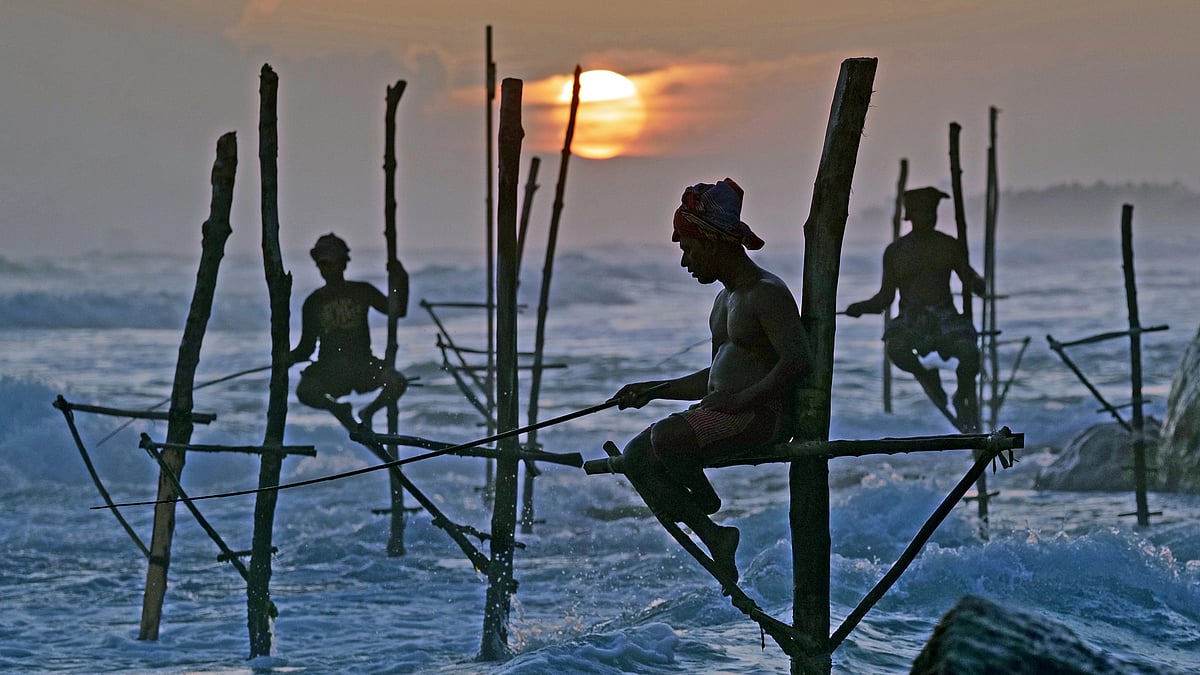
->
<box><xmin>3</xmin><ymin>1</ymin><xmax>1197</xmax><ymax>259</ymax></box>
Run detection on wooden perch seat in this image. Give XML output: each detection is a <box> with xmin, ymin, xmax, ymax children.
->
<box><xmin>583</xmin><ymin>427</ymin><xmax>1023</xmax><ymax>476</ymax></box>
<box><xmin>53</xmin><ymin>395</ymin><xmax>216</xmax><ymax>424</ymax></box>
<box><xmin>138</xmin><ymin>436</ymin><xmax>317</xmax><ymax>458</ymax></box>
<box><xmin>354</xmin><ymin>431</ymin><xmax>584</xmax><ymax>468</ymax></box>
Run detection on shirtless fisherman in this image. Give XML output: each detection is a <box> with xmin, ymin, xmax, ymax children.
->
<box><xmin>612</xmin><ymin>178</ymin><xmax>809</xmax><ymax>582</ymax></box>
<box><xmin>288</xmin><ymin>233</ymin><xmax>408</xmax><ymax>429</ymax></box>
<box><xmin>844</xmin><ymin>186</ymin><xmax>985</xmax><ymax>429</ymax></box>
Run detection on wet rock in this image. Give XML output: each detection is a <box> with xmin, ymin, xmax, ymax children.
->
<box><xmin>911</xmin><ymin>595</ymin><xmax>1176</xmax><ymax>674</ymax></box>
<box><xmin>1159</xmin><ymin>325</ymin><xmax>1200</xmax><ymax>492</ymax></box>
<box><xmin>1034</xmin><ymin>421</ymin><xmax>1159</xmax><ymax>492</ymax></box>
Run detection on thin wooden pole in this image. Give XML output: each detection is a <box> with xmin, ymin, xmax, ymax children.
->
<box><xmin>479</xmin><ymin>77</ymin><xmax>524</xmax><ymax>662</ymax></box>
<box><xmin>983</xmin><ymin>107</ymin><xmax>1000</xmax><ymax>430</ymax></box>
<box><xmin>1121</xmin><ymin>205</ymin><xmax>1152</xmax><ymax>527</ymax></box>
<box><xmin>248</xmin><ymin>63</ymin><xmax>289</xmax><ymax>658</ymax></box>
<box><xmin>483</xmin><ymin>25</ymin><xmax>497</xmax><ymax>502</ymax></box>
<box><xmin>137</xmin><ymin>130</ymin><xmax>236</xmax><ymax>641</ymax></box>
<box><xmin>383</xmin><ymin>80</ymin><xmax>409</xmax><ymax>556</ymax></box>
<box><xmin>515</xmin><ymin>156</ymin><xmax>541</xmax><ymax>279</ymax></box>
<box><xmin>521</xmin><ymin>65</ymin><xmax>581</xmax><ymax>534</ymax></box>
<box><xmin>883</xmin><ymin>158</ymin><xmax>907</xmax><ymax>413</ymax></box>
<box><xmin>949</xmin><ymin>121</ymin><xmax>988</xmax><ymax>527</ymax></box>
<box><xmin>793</xmin><ymin>57</ymin><xmax>876</xmax><ymax>675</ymax></box>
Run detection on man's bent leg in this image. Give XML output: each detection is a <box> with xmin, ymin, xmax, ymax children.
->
<box><xmin>359</xmin><ymin>368</ymin><xmax>408</xmax><ymax>429</ymax></box>
<box><xmin>887</xmin><ymin>339</ymin><xmax>947</xmax><ymax>407</ymax></box>
<box><xmin>296</xmin><ymin>370</ymin><xmax>358</xmax><ymax>428</ymax></box>
<box><xmin>649</xmin><ymin>416</ymin><xmax>721</xmax><ymax>514</ymax></box>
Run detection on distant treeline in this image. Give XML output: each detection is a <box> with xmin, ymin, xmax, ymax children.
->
<box><xmin>849</xmin><ymin>181</ymin><xmax>1200</xmax><ymax>239</ymax></box>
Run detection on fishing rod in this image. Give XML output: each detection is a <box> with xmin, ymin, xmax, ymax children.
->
<box><xmin>93</xmin><ymin>382</ymin><xmax>672</xmax><ymax>509</ymax></box>
<box><xmin>93</xmin><ymin>363</ymin><xmax>283</xmax><ymax>447</ymax></box>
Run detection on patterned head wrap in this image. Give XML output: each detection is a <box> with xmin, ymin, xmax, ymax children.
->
<box><xmin>671</xmin><ymin>178</ymin><xmax>764</xmax><ymax>250</ymax></box>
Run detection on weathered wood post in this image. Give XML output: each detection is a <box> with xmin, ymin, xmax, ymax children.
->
<box><xmin>515</xmin><ymin>156</ymin><xmax>541</xmax><ymax>278</ymax></box>
<box><xmin>383</xmin><ymin>80</ymin><xmax>410</xmax><ymax>556</ymax></box>
<box><xmin>949</xmin><ymin>122</ymin><xmax>988</xmax><ymax>526</ymax></box>
<box><xmin>883</xmin><ymin>158</ymin><xmax>907</xmax><ymax>413</ymax></box>
<box><xmin>982</xmin><ymin>107</ymin><xmax>1000</xmax><ymax>429</ymax></box>
<box><xmin>482</xmin><ymin>25</ymin><xmax>498</xmax><ymax>502</ymax></box>
<box><xmin>247</xmin><ymin>63</ymin><xmax>291</xmax><ymax>658</ymax></box>
<box><xmin>138</xmin><ymin>130</ymin><xmax>237</xmax><ymax>641</ymax></box>
<box><xmin>521</xmin><ymin>65</ymin><xmax>581</xmax><ymax>534</ymax></box>
<box><xmin>1121</xmin><ymin>204</ymin><xmax>1152</xmax><ymax>527</ymax></box>
<box><xmin>792</xmin><ymin>57</ymin><xmax>876</xmax><ymax>675</ymax></box>
<box><xmin>479</xmin><ymin>77</ymin><xmax>524</xmax><ymax>661</ymax></box>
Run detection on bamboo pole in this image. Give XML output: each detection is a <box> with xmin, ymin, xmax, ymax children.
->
<box><xmin>383</xmin><ymin>79</ymin><xmax>409</xmax><ymax>556</ymax></box>
<box><xmin>248</xmin><ymin>64</ymin><xmax>289</xmax><ymax>658</ymax></box>
<box><xmin>479</xmin><ymin>77</ymin><xmax>524</xmax><ymax>662</ymax></box>
<box><xmin>948</xmin><ymin>121</ymin><xmax>988</xmax><ymax>527</ymax></box>
<box><xmin>483</xmin><ymin>25</ymin><xmax>497</xmax><ymax>503</ymax></box>
<box><xmin>521</xmin><ymin>65</ymin><xmax>581</xmax><ymax>534</ymax></box>
<box><xmin>793</xmin><ymin>57</ymin><xmax>877</xmax><ymax>675</ymax></box>
<box><xmin>137</xmin><ymin>130</ymin><xmax>236</xmax><ymax>641</ymax></box>
<box><xmin>884</xmin><ymin>158</ymin><xmax>907</xmax><ymax>413</ymax></box>
<box><xmin>1121</xmin><ymin>205</ymin><xmax>1152</xmax><ymax>527</ymax></box>
<box><xmin>53</xmin><ymin>396</ymin><xmax>150</xmax><ymax>557</ymax></box>
<box><xmin>515</xmin><ymin>156</ymin><xmax>541</xmax><ymax>279</ymax></box>
<box><xmin>983</xmin><ymin>107</ymin><xmax>1000</xmax><ymax>430</ymax></box>
<box><xmin>584</xmin><ymin>428</ymin><xmax>1022</xmax><ymax>474</ymax></box>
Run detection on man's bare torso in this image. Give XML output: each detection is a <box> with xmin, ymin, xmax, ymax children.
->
<box><xmin>707</xmin><ymin>271</ymin><xmax>785</xmax><ymax>395</ymax></box>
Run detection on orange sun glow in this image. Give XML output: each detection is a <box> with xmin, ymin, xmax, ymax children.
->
<box><xmin>558</xmin><ymin>70</ymin><xmax>646</xmax><ymax>160</ymax></box>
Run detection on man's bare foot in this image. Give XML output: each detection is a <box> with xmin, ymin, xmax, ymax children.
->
<box><xmin>331</xmin><ymin>402</ymin><xmax>357</xmax><ymax>429</ymax></box>
<box><xmin>358</xmin><ymin>406</ymin><xmax>377</xmax><ymax>430</ymax></box>
<box><xmin>707</xmin><ymin>525</ymin><xmax>740</xmax><ymax>585</ymax></box>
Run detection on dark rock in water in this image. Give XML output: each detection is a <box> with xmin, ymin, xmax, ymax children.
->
<box><xmin>1159</xmin><ymin>324</ymin><xmax>1200</xmax><ymax>492</ymax></box>
<box><xmin>911</xmin><ymin>595</ymin><xmax>1175</xmax><ymax>674</ymax></box>
<box><xmin>1034</xmin><ymin>421</ymin><xmax>1160</xmax><ymax>492</ymax></box>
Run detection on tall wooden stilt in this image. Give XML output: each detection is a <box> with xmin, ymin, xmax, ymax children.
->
<box><xmin>793</xmin><ymin>57</ymin><xmax>876</xmax><ymax>675</ymax></box>
<box><xmin>949</xmin><ymin>122</ymin><xmax>988</xmax><ymax>527</ymax></box>
<box><xmin>521</xmin><ymin>66</ymin><xmax>581</xmax><ymax>534</ymax></box>
<box><xmin>1121</xmin><ymin>205</ymin><xmax>1152</xmax><ymax>527</ymax></box>
<box><xmin>479</xmin><ymin>77</ymin><xmax>524</xmax><ymax>662</ymax></box>
<box><xmin>883</xmin><ymin>158</ymin><xmax>907</xmax><ymax>414</ymax></box>
<box><xmin>138</xmin><ymin>131</ymin><xmax>237</xmax><ymax>641</ymax></box>
<box><xmin>982</xmin><ymin>107</ymin><xmax>1000</xmax><ymax>430</ymax></box>
<box><xmin>383</xmin><ymin>80</ymin><xmax>410</xmax><ymax>556</ymax></box>
<box><xmin>248</xmin><ymin>63</ymin><xmax>290</xmax><ymax>658</ymax></box>
<box><xmin>482</xmin><ymin>26</ymin><xmax>498</xmax><ymax>503</ymax></box>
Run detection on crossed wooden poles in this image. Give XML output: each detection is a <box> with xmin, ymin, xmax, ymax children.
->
<box><xmin>1046</xmin><ymin>204</ymin><xmax>1167</xmax><ymax>527</ymax></box>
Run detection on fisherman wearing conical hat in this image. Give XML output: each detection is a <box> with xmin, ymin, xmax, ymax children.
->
<box><xmin>289</xmin><ymin>233</ymin><xmax>409</xmax><ymax>429</ymax></box>
<box><xmin>844</xmin><ymin>186</ymin><xmax>985</xmax><ymax>428</ymax></box>
<box><xmin>611</xmin><ymin>179</ymin><xmax>810</xmax><ymax>582</ymax></box>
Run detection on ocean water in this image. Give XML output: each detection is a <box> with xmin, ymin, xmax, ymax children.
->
<box><xmin>2</xmin><ymin>227</ymin><xmax>1199</xmax><ymax>674</ymax></box>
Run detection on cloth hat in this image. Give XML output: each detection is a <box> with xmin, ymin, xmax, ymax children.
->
<box><xmin>903</xmin><ymin>186</ymin><xmax>950</xmax><ymax>220</ymax></box>
<box><xmin>310</xmin><ymin>233</ymin><xmax>350</xmax><ymax>262</ymax></box>
<box><xmin>671</xmin><ymin>178</ymin><xmax>764</xmax><ymax>250</ymax></box>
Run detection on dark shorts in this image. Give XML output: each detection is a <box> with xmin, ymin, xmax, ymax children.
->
<box><xmin>884</xmin><ymin>306</ymin><xmax>977</xmax><ymax>359</ymax></box>
<box><xmin>653</xmin><ymin>399</ymin><xmax>787</xmax><ymax>463</ymax></box>
<box><xmin>300</xmin><ymin>357</ymin><xmax>387</xmax><ymax>398</ymax></box>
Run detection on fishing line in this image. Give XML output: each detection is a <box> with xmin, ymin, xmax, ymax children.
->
<box><xmin>92</xmin><ymin>382</ymin><xmax>670</xmax><ymax>510</ymax></box>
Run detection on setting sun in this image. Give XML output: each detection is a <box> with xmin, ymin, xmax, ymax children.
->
<box><xmin>558</xmin><ymin>69</ymin><xmax>646</xmax><ymax>160</ymax></box>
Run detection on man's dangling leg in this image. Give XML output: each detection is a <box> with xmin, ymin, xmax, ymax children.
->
<box><xmin>359</xmin><ymin>368</ymin><xmax>408</xmax><ymax>429</ymax></box>
<box><xmin>887</xmin><ymin>338</ymin><xmax>946</xmax><ymax>407</ymax></box>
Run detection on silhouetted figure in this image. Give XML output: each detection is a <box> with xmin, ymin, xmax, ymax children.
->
<box><xmin>845</xmin><ymin>186</ymin><xmax>985</xmax><ymax>428</ymax></box>
<box><xmin>289</xmin><ymin>233</ymin><xmax>408</xmax><ymax>429</ymax></box>
<box><xmin>612</xmin><ymin>179</ymin><xmax>809</xmax><ymax>582</ymax></box>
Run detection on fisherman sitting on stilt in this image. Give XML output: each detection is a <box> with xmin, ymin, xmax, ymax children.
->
<box><xmin>843</xmin><ymin>186</ymin><xmax>985</xmax><ymax>430</ymax></box>
<box><xmin>611</xmin><ymin>179</ymin><xmax>810</xmax><ymax>582</ymax></box>
<box><xmin>288</xmin><ymin>233</ymin><xmax>409</xmax><ymax>430</ymax></box>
